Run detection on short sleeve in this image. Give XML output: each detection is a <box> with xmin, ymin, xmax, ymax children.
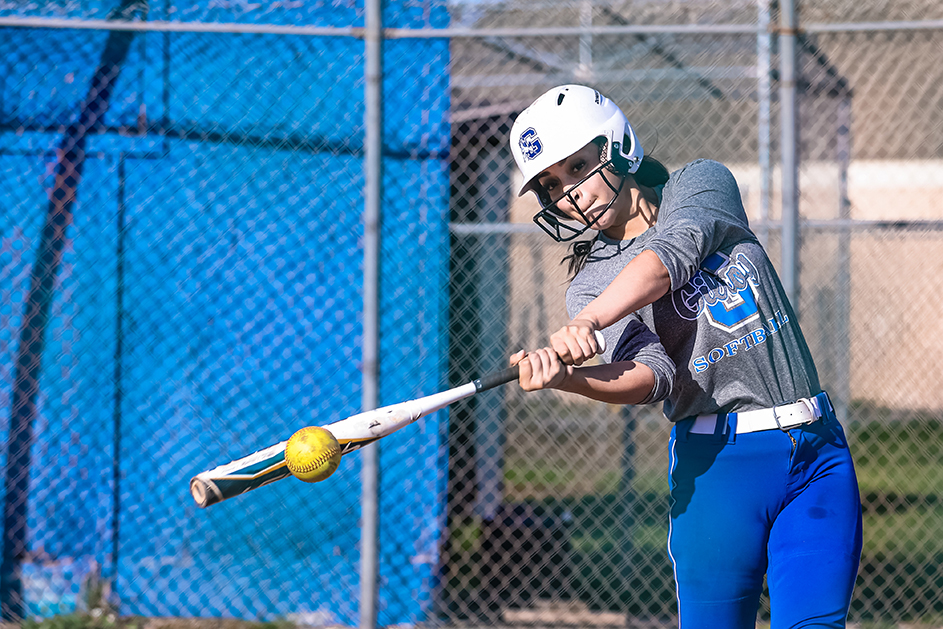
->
<box><xmin>643</xmin><ymin>159</ymin><xmax>756</xmax><ymax>291</ymax></box>
<box><xmin>611</xmin><ymin>316</ymin><xmax>676</xmax><ymax>404</ymax></box>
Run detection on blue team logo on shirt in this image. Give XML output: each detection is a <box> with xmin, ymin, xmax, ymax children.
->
<box><xmin>518</xmin><ymin>128</ymin><xmax>543</xmax><ymax>162</ymax></box>
<box><xmin>672</xmin><ymin>252</ymin><xmax>761</xmax><ymax>332</ymax></box>
<box><xmin>674</xmin><ymin>251</ymin><xmax>792</xmax><ymax>374</ymax></box>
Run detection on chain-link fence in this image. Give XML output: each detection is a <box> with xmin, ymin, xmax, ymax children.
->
<box><xmin>1</xmin><ymin>0</ymin><xmax>942</xmax><ymax>626</ymax></box>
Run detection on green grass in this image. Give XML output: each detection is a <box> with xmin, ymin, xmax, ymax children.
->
<box><xmin>498</xmin><ymin>411</ymin><xmax>943</xmax><ymax>561</ymax></box>
<box><xmin>503</xmin><ymin>461</ymin><xmax>583</xmax><ymax>493</ymax></box>
<box><xmin>500</xmin><ymin>402</ymin><xmax>943</xmax><ymax>499</ymax></box>
<box><xmin>451</xmin><ymin>518</ymin><xmax>482</xmax><ymax>554</ymax></box>
<box><xmin>854</xmin><ymin>463</ymin><xmax>943</xmax><ymax>496</ymax></box>
<box><xmin>570</xmin><ymin>523</ymin><xmax>667</xmax><ymax>555</ymax></box>
<box><xmin>849</xmin><ymin>419</ymin><xmax>943</xmax><ymax>495</ymax></box>
<box><xmin>503</xmin><ymin>463</ymin><xmax>667</xmax><ymax>498</ymax></box>
<box><xmin>862</xmin><ymin>505</ymin><xmax>943</xmax><ymax>559</ymax></box>
<box><xmin>22</xmin><ymin>614</ymin><xmax>117</xmax><ymax>629</ymax></box>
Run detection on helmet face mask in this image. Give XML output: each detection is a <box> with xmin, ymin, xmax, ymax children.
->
<box><xmin>532</xmin><ymin>156</ymin><xmax>627</xmax><ymax>242</ymax></box>
<box><xmin>510</xmin><ymin>85</ymin><xmax>643</xmax><ymax>242</ymax></box>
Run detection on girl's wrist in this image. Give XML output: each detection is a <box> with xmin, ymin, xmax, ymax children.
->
<box><xmin>553</xmin><ymin>364</ymin><xmax>576</xmax><ymax>391</ymax></box>
<box><xmin>570</xmin><ymin>315</ymin><xmax>601</xmax><ymax>332</ymax></box>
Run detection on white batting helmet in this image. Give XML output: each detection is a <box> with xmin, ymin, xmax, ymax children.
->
<box><xmin>510</xmin><ymin>84</ymin><xmax>643</xmax><ymax>198</ymax></box>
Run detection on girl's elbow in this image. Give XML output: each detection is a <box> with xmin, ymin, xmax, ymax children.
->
<box><xmin>641</xmin><ymin>363</ymin><xmax>675</xmax><ymax>405</ymax></box>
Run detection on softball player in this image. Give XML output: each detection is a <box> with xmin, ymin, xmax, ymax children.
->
<box><xmin>509</xmin><ymin>84</ymin><xmax>862</xmax><ymax>628</ymax></box>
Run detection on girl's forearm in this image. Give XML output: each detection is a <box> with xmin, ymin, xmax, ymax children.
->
<box><xmin>576</xmin><ymin>250</ymin><xmax>672</xmax><ymax>330</ymax></box>
<box><xmin>556</xmin><ymin>361</ymin><xmax>656</xmax><ymax>405</ymax></box>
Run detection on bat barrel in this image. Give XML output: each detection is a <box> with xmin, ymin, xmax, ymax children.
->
<box><xmin>188</xmin><ymin>331</ymin><xmax>607</xmax><ymax>508</ymax></box>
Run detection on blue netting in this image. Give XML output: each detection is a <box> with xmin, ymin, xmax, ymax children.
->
<box><xmin>0</xmin><ymin>0</ymin><xmax>450</xmax><ymax>623</ymax></box>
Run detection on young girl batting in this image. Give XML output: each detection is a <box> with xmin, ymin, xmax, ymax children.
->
<box><xmin>509</xmin><ymin>84</ymin><xmax>862</xmax><ymax>628</ymax></box>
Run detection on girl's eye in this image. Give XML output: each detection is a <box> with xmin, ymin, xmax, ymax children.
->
<box><xmin>571</xmin><ymin>160</ymin><xmax>586</xmax><ymax>173</ymax></box>
<box><xmin>544</xmin><ymin>180</ymin><xmax>557</xmax><ymax>192</ymax></box>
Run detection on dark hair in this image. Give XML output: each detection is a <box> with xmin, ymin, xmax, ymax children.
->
<box><xmin>562</xmin><ymin>153</ymin><xmax>669</xmax><ymax>279</ymax></box>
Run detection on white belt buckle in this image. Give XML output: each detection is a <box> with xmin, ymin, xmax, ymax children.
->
<box><xmin>773</xmin><ymin>398</ymin><xmax>820</xmax><ymax>432</ymax></box>
<box><xmin>771</xmin><ymin>403</ymin><xmax>790</xmax><ymax>432</ymax></box>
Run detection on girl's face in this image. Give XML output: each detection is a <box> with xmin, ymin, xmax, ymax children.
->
<box><xmin>535</xmin><ymin>141</ymin><xmax>631</xmax><ymax>234</ymax></box>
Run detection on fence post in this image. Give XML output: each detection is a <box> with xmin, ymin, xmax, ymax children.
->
<box><xmin>779</xmin><ymin>0</ymin><xmax>800</xmax><ymax>305</ymax></box>
<box><xmin>835</xmin><ymin>95</ymin><xmax>852</xmax><ymax>426</ymax></box>
<box><xmin>360</xmin><ymin>0</ymin><xmax>382</xmax><ymax>625</ymax></box>
<box><xmin>757</xmin><ymin>0</ymin><xmax>772</xmax><ymax>247</ymax></box>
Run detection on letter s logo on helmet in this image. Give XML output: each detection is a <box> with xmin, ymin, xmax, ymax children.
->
<box><xmin>518</xmin><ymin>128</ymin><xmax>543</xmax><ymax>162</ymax></box>
<box><xmin>510</xmin><ymin>84</ymin><xmax>643</xmax><ymax>199</ymax></box>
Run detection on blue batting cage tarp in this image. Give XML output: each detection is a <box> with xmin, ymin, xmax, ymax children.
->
<box><xmin>0</xmin><ymin>2</ymin><xmax>450</xmax><ymax>624</ymax></box>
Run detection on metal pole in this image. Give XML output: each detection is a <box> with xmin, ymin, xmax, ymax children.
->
<box><xmin>757</xmin><ymin>0</ymin><xmax>771</xmax><ymax>246</ymax></box>
<box><xmin>360</xmin><ymin>0</ymin><xmax>382</xmax><ymax>625</ymax></box>
<box><xmin>835</xmin><ymin>94</ymin><xmax>852</xmax><ymax>426</ymax></box>
<box><xmin>578</xmin><ymin>0</ymin><xmax>593</xmax><ymax>79</ymax></box>
<box><xmin>3</xmin><ymin>16</ymin><xmax>943</xmax><ymax>36</ymax></box>
<box><xmin>779</xmin><ymin>0</ymin><xmax>800</xmax><ymax>307</ymax></box>
<box><xmin>473</xmin><ymin>143</ymin><xmax>510</xmax><ymax>525</ymax></box>
<box><xmin>0</xmin><ymin>16</ymin><xmax>763</xmax><ymax>35</ymax></box>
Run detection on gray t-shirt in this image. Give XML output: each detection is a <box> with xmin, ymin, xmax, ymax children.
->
<box><xmin>566</xmin><ymin>159</ymin><xmax>821</xmax><ymax>421</ymax></box>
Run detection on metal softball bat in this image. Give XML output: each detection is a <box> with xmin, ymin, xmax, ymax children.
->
<box><xmin>189</xmin><ymin>330</ymin><xmax>606</xmax><ymax>508</ymax></box>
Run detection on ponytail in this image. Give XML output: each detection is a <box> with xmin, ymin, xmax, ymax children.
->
<box><xmin>634</xmin><ymin>155</ymin><xmax>669</xmax><ymax>188</ymax></box>
<box><xmin>562</xmin><ymin>237</ymin><xmax>597</xmax><ymax>279</ymax></box>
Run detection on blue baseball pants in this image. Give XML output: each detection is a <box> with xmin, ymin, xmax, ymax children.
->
<box><xmin>667</xmin><ymin>406</ymin><xmax>863</xmax><ymax>628</ymax></box>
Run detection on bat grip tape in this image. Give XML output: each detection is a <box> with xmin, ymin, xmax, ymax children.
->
<box><xmin>471</xmin><ymin>331</ymin><xmax>605</xmax><ymax>393</ymax></box>
<box><xmin>474</xmin><ymin>366</ymin><xmax>519</xmax><ymax>393</ymax></box>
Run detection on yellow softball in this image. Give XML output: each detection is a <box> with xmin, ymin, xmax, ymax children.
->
<box><xmin>285</xmin><ymin>426</ymin><xmax>342</xmax><ymax>483</ymax></box>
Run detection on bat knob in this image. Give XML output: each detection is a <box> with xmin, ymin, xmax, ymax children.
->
<box><xmin>594</xmin><ymin>330</ymin><xmax>607</xmax><ymax>355</ymax></box>
<box><xmin>190</xmin><ymin>477</ymin><xmax>222</xmax><ymax>509</ymax></box>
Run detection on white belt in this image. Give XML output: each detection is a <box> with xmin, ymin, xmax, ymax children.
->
<box><xmin>690</xmin><ymin>396</ymin><xmax>827</xmax><ymax>435</ymax></box>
